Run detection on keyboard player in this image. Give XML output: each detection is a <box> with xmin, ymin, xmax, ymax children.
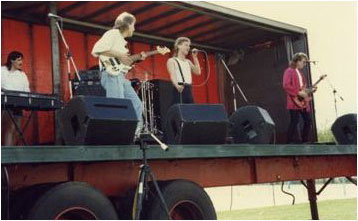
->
<box><xmin>1</xmin><ymin>51</ymin><xmax>30</xmax><ymax>146</ymax></box>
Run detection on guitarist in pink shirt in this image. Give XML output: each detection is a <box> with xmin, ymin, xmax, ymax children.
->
<box><xmin>283</xmin><ymin>52</ymin><xmax>316</xmax><ymax>143</ymax></box>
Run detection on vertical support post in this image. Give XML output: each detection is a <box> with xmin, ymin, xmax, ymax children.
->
<box><xmin>216</xmin><ymin>53</ymin><xmax>225</xmax><ymax>105</ymax></box>
<box><xmin>307</xmin><ymin>179</ymin><xmax>319</xmax><ymax>220</ymax></box>
<box><xmin>49</xmin><ymin>2</ymin><xmax>62</xmax><ymax>145</ymax></box>
<box><xmin>303</xmin><ymin>33</ymin><xmax>318</xmax><ymax>142</ymax></box>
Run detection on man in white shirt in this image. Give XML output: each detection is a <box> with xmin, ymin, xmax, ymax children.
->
<box><xmin>166</xmin><ymin>37</ymin><xmax>201</xmax><ymax>105</ymax></box>
<box><xmin>92</xmin><ymin>12</ymin><xmax>147</xmax><ymax>137</ymax></box>
<box><xmin>1</xmin><ymin>51</ymin><xmax>30</xmax><ymax>146</ymax></box>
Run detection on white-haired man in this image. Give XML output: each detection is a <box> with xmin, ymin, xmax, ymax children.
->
<box><xmin>92</xmin><ymin>12</ymin><xmax>147</xmax><ymax>137</ymax></box>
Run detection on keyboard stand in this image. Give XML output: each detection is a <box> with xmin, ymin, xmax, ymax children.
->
<box><xmin>5</xmin><ymin>110</ymin><xmax>34</xmax><ymax>146</ymax></box>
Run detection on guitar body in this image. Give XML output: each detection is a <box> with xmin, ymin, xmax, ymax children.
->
<box><xmin>99</xmin><ymin>46</ymin><xmax>170</xmax><ymax>77</ymax></box>
<box><xmin>100</xmin><ymin>57</ymin><xmax>132</xmax><ymax>76</ymax></box>
<box><xmin>291</xmin><ymin>94</ymin><xmax>312</xmax><ymax>109</ymax></box>
<box><xmin>290</xmin><ymin>74</ymin><xmax>326</xmax><ymax>109</ymax></box>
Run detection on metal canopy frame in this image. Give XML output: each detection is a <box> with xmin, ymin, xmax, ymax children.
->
<box><xmin>1</xmin><ymin>1</ymin><xmax>306</xmax><ymax>52</ymax></box>
<box><xmin>79</xmin><ymin>2</ymin><xmax>129</xmax><ymax>21</ymax></box>
<box><xmin>183</xmin><ymin>1</ymin><xmax>307</xmax><ymax>34</ymax></box>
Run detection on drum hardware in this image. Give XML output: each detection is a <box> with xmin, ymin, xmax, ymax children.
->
<box><xmin>138</xmin><ymin>79</ymin><xmax>162</xmax><ymax>136</ymax></box>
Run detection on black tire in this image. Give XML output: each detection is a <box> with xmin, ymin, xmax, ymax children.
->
<box><xmin>26</xmin><ymin>182</ymin><xmax>118</xmax><ymax>220</ymax></box>
<box><xmin>145</xmin><ymin>179</ymin><xmax>217</xmax><ymax>220</ymax></box>
<box><xmin>10</xmin><ymin>183</ymin><xmax>59</xmax><ymax>219</ymax></box>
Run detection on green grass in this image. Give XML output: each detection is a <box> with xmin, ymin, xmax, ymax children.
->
<box><xmin>217</xmin><ymin>198</ymin><xmax>357</xmax><ymax>220</ymax></box>
<box><xmin>317</xmin><ymin>128</ymin><xmax>335</xmax><ymax>143</ymax></box>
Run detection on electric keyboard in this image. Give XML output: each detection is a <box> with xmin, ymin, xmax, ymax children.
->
<box><xmin>1</xmin><ymin>90</ymin><xmax>62</xmax><ymax>110</ymax></box>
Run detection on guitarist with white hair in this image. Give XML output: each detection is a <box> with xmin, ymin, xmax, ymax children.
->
<box><xmin>92</xmin><ymin>12</ymin><xmax>170</xmax><ymax>138</ymax></box>
<box><xmin>283</xmin><ymin>52</ymin><xmax>317</xmax><ymax>144</ymax></box>
<box><xmin>92</xmin><ymin>12</ymin><xmax>145</xmax><ymax>137</ymax></box>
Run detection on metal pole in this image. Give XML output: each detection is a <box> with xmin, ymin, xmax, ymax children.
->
<box><xmin>232</xmin><ymin>82</ymin><xmax>237</xmax><ymax>111</ymax></box>
<box><xmin>220</xmin><ymin>57</ymin><xmax>248</xmax><ymax>103</ymax></box>
<box><xmin>54</xmin><ymin>21</ymin><xmax>81</xmax><ymax>82</ymax></box>
<box><xmin>49</xmin><ymin>2</ymin><xmax>62</xmax><ymax>145</ymax></box>
<box><xmin>307</xmin><ymin>179</ymin><xmax>319</xmax><ymax>220</ymax></box>
<box><xmin>216</xmin><ymin>53</ymin><xmax>225</xmax><ymax>105</ymax></box>
<box><xmin>57</xmin><ymin>16</ymin><xmax>231</xmax><ymax>53</ymax></box>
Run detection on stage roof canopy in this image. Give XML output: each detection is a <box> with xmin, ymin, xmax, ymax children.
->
<box><xmin>2</xmin><ymin>1</ymin><xmax>306</xmax><ymax>52</ymax></box>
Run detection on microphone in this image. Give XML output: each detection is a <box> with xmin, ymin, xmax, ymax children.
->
<box><xmin>150</xmin><ymin>134</ymin><xmax>169</xmax><ymax>151</ymax></box>
<box><xmin>48</xmin><ymin>13</ymin><xmax>62</xmax><ymax>19</ymax></box>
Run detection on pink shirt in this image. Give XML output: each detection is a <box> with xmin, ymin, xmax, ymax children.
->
<box><xmin>282</xmin><ymin>67</ymin><xmax>311</xmax><ymax>112</ymax></box>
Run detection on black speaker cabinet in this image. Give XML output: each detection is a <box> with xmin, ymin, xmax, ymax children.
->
<box><xmin>150</xmin><ymin>79</ymin><xmax>175</xmax><ymax>131</ymax></box>
<box><xmin>60</xmin><ymin>96</ymin><xmax>138</xmax><ymax>145</ymax></box>
<box><xmin>331</xmin><ymin>113</ymin><xmax>357</xmax><ymax>144</ymax></box>
<box><xmin>164</xmin><ymin>104</ymin><xmax>229</xmax><ymax>144</ymax></box>
<box><xmin>229</xmin><ymin>105</ymin><xmax>275</xmax><ymax>144</ymax></box>
<box><xmin>72</xmin><ymin>70</ymin><xmax>105</xmax><ymax>96</ymax></box>
<box><xmin>72</xmin><ymin>81</ymin><xmax>106</xmax><ymax>97</ymax></box>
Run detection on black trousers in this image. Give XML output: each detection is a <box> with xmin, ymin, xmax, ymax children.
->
<box><xmin>287</xmin><ymin>109</ymin><xmax>312</xmax><ymax>143</ymax></box>
<box><xmin>172</xmin><ymin>85</ymin><xmax>194</xmax><ymax>105</ymax></box>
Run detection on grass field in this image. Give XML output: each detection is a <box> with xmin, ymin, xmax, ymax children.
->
<box><xmin>217</xmin><ymin>198</ymin><xmax>357</xmax><ymax>220</ymax></box>
<box><xmin>317</xmin><ymin>128</ymin><xmax>335</xmax><ymax>143</ymax></box>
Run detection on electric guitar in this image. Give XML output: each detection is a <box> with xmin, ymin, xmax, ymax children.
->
<box><xmin>100</xmin><ymin>46</ymin><xmax>170</xmax><ymax>76</ymax></box>
<box><xmin>291</xmin><ymin>74</ymin><xmax>327</xmax><ymax>108</ymax></box>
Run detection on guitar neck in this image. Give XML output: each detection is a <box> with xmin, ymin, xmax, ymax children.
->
<box><xmin>130</xmin><ymin>50</ymin><xmax>158</xmax><ymax>62</ymax></box>
<box><xmin>311</xmin><ymin>77</ymin><xmax>325</xmax><ymax>88</ymax></box>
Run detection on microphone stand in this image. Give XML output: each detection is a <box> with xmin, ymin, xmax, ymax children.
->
<box><xmin>311</xmin><ymin>63</ymin><xmax>343</xmax><ymax>118</ymax></box>
<box><xmin>219</xmin><ymin>54</ymin><xmax>248</xmax><ymax>111</ymax></box>
<box><xmin>51</xmin><ymin>15</ymin><xmax>81</xmax><ymax>99</ymax></box>
<box><xmin>133</xmin><ymin>133</ymin><xmax>170</xmax><ymax>219</ymax></box>
<box><xmin>328</xmin><ymin>79</ymin><xmax>344</xmax><ymax>118</ymax></box>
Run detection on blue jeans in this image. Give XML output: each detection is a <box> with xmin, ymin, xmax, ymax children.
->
<box><xmin>101</xmin><ymin>71</ymin><xmax>143</xmax><ymax>133</ymax></box>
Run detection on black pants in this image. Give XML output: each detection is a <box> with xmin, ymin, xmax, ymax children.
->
<box><xmin>172</xmin><ymin>85</ymin><xmax>194</xmax><ymax>105</ymax></box>
<box><xmin>287</xmin><ymin>109</ymin><xmax>312</xmax><ymax>143</ymax></box>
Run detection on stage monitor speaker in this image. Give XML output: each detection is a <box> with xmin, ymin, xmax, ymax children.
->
<box><xmin>164</xmin><ymin>104</ymin><xmax>229</xmax><ymax>144</ymax></box>
<box><xmin>229</xmin><ymin>105</ymin><xmax>275</xmax><ymax>144</ymax></box>
<box><xmin>331</xmin><ymin>113</ymin><xmax>357</xmax><ymax>144</ymax></box>
<box><xmin>60</xmin><ymin>96</ymin><xmax>138</xmax><ymax>145</ymax></box>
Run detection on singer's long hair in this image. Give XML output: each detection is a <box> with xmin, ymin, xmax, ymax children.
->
<box><xmin>173</xmin><ymin>37</ymin><xmax>191</xmax><ymax>57</ymax></box>
<box><xmin>290</xmin><ymin>52</ymin><xmax>308</xmax><ymax>68</ymax></box>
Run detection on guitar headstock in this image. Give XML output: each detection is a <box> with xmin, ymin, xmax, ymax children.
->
<box><xmin>319</xmin><ymin>74</ymin><xmax>327</xmax><ymax>80</ymax></box>
<box><xmin>156</xmin><ymin>46</ymin><xmax>171</xmax><ymax>55</ymax></box>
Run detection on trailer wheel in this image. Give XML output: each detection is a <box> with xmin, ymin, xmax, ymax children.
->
<box><xmin>10</xmin><ymin>183</ymin><xmax>60</xmax><ymax>219</ymax></box>
<box><xmin>145</xmin><ymin>179</ymin><xmax>217</xmax><ymax>220</ymax></box>
<box><xmin>26</xmin><ymin>182</ymin><xmax>118</xmax><ymax>220</ymax></box>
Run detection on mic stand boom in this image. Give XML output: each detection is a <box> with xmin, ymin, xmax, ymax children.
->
<box><xmin>219</xmin><ymin>55</ymin><xmax>248</xmax><ymax>111</ymax></box>
<box><xmin>50</xmin><ymin>14</ymin><xmax>81</xmax><ymax>99</ymax></box>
